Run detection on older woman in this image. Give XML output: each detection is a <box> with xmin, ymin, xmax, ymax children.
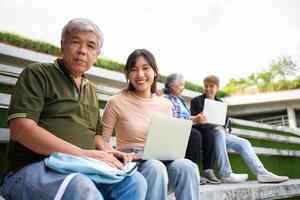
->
<box><xmin>163</xmin><ymin>73</ymin><xmax>221</xmax><ymax>184</ymax></box>
<box><xmin>98</xmin><ymin>49</ymin><xmax>200</xmax><ymax>200</ymax></box>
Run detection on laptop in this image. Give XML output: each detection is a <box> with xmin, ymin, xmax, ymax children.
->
<box><xmin>142</xmin><ymin>115</ymin><xmax>192</xmax><ymax>161</ymax></box>
<box><xmin>202</xmin><ymin>98</ymin><xmax>228</xmax><ymax>126</ymax></box>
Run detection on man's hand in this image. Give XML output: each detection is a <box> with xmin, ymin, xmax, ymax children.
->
<box><xmin>93</xmin><ymin>136</ymin><xmax>141</xmax><ymax>166</ymax></box>
<box><xmin>81</xmin><ymin>149</ymin><xmax>125</xmax><ymax>169</ymax></box>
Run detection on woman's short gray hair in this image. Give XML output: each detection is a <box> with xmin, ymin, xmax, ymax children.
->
<box><xmin>163</xmin><ymin>73</ymin><xmax>184</xmax><ymax>94</ymax></box>
<box><xmin>61</xmin><ymin>18</ymin><xmax>104</xmax><ymax>52</ymax></box>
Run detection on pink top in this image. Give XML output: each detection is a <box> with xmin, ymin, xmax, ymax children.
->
<box><xmin>101</xmin><ymin>91</ymin><xmax>172</xmax><ymax>150</ymax></box>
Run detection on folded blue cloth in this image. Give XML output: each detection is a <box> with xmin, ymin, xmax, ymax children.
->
<box><xmin>44</xmin><ymin>152</ymin><xmax>138</xmax><ymax>184</ymax></box>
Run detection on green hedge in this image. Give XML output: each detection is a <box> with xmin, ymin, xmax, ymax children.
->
<box><xmin>0</xmin><ymin>32</ymin><xmax>60</xmax><ymax>56</ymax></box>
<box><xmin>0</xmin><ymin>109</ymin><xmax>8</xmax><ymax>128</ymax></box>
<box><xmin>98</xmin><ymin>100</ymin><xmax>107</xmax><ymax>109</ymax></box>
<box><xmin>247</xmin><ymin>138</ymin><xmax>300</xmax><ymax>151</ymax></box>
<box><xmin>282</xmin><ymin>197</ymin><xmax>300</xmax><ymax>200</ymax></box>
<box><xmin>0</xmin><ymin>85</ymin><xmax>13</xmax><ymax>94</ymax></box>
<box><xmin>0</xmin><ymin>31</ymin><xmax>205</xmax><ymax>93</ymax></box>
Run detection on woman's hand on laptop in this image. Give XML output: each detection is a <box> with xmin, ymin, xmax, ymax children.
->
<box><xmin>193</xmin><ymin>113</ymin><xmax>207</xmax><ymax>124</ymax></box>
<box><xmin>108</xmin><ymin>150</ymin><xmax>142</xmax><ymax>164</ymax></box>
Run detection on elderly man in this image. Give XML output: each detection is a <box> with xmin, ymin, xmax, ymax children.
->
<box><xmin>0</xmin><ymin>18</ymin><xmax>147</xmax><ymax>200</ymax></box>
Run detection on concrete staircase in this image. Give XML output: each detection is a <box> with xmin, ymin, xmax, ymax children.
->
<box><xmin>2</xmin><ymin>180</ymin><xmax>299</xmax><ymax>200</ymax></box>
<box><xmin>1</xmin><ymin>43</ymin><xmax>300</xmax><ymax>200</ymax></box>
<box><xmin>200</xmin><ymin>179</ymin><xmax>300</xmax><ymax>200</ymax></box>
<box><xmin>167</xmin><ymin>179</ymin><xmax>300</xmax><ymax>200</ymax></box>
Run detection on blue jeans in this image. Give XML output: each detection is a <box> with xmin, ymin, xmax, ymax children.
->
<box><xmin>123</xmin><ymin>149</ymin><xmax>200</xmax><ymax>200</ymax></box>
<box><xmin>213</xmin><ymin>128</ymin><xmax>266</xmax><ymax>177</ymax></box>
<box><xmin>0</xmin><ymin>161</ymin><xmax>147</xmax><ymax>200</ymax></box>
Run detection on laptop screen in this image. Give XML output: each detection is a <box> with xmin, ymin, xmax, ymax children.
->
<box><xmin>203</xmin><ymin>98</ymin><xmax>228</xmax><ymax>126</ymax></box>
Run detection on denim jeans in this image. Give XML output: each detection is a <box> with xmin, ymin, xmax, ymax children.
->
<box><xmin>0</xmin><ymin>161</ymin><xmax>147</xmax><ymax>200</ymax></box>
<box><xmin>212</xmin><ymin>128</ymin><xmax>266</xmax><ymax>177</ymax></box>
<box><xmin>123</xmin><ymin>149</ymin><xmax>200</xmax><ymax>200</ymax></box>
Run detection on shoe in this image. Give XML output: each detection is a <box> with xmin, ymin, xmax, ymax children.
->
<box><xmin>199</xmin><ymin>177</ymin><xmax>207</xmax><ymax>185</ymax></box>
<box><xmin>203</xmin><ymin>170</ymin><xmax>221</xmax><ymax>184</ymax></box>
<box><xmin>220</xmin><ymin>173</ymin><xmax>248</xmax><ymax>183</ymax></box>
<box><xmin>257</xmin><ymin>171</ymin><xmax>289</xmax><ymax>183</ymax></box>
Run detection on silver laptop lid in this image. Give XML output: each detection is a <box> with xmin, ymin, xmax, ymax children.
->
<box><xmin>203</xmin><ymin>98</ymin><xmax>228</xmax><ymax>126</ymax></box>
<box><xmin>142</xmin><ymin>115</ymin><xmax>192</xmax><ymax>161</ymax></box>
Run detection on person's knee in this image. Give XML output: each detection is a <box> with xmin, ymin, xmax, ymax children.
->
<box><xmin>239</xmin><ymin>138</ymin><xmax>252</xmax><ymax>148</ymax></box>
<box><xmin>172</xmin><ymin>159</ymin><xmax>200</xmax><ymax>176</ymax></box>
<box><xmin>140</xmin><ymin>160</ymin><xmax>168</xmax><ymax>180</ymax></box>
<box><xmin>63</xmin><ymin>174</ymin><xmax>101</xmax><ymax>199</ymax></box>
<box><xmin>168</xmin><ymin>159</ymin><xmax>200</xmax><ymax>189</ymax></box>
<box><xmin>213</xmin><ymin>131</ymin><xmax>225</xmax><ymax>144</ymax></box>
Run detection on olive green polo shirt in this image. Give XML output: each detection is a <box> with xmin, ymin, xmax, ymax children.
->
<box><xmin>5</xmin><ymin>58</ymin><xmax>102</xmax><ymax>172</ymax></box>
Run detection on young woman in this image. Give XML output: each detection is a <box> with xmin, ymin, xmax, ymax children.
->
<box><xmin>97</xmin><ymin>49</ymin><xmax>200</xmax><ymax>200</ymax></box>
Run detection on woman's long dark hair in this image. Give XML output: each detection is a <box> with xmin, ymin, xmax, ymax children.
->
<box><xmin>124</xmin><ymin>49</ymin><xmax>159</xmax><ymax>94</ymax></box>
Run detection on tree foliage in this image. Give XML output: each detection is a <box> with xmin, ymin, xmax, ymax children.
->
<box><xmin>223</xmin><ymin>56</ymin><xmax>300</xmax><ymax>95</ymax></box>
<box><xmin>270</xmin><ymin>56</ymin><xmax>299</xmax><ymax>80</ymax></box>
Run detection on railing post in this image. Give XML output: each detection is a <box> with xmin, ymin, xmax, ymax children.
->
<box><xmin>287</xmin><ymin>106</ymin><xmax>297</xmax><ymax>128</ymax></box>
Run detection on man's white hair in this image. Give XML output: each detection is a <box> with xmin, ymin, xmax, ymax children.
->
<box><xmin>61</xmin><ymin>18</ymin><xmax>104</xmax><ymax>52</ymax></box>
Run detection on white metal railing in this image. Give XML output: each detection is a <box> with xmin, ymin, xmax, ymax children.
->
<box><xmin>230</xmin><ymin>118</ymin><xmax>300</xmax><ymax>137</ymax></box>
<box><xmin>253</xmin><ymin>115</ymin><xmax>289</xmax><ymax>127</ymax></box>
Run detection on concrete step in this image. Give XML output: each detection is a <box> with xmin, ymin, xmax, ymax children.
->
<box><xmin>167</xmin><ymin>179</ymin><xmax>300</xmax><ymax>200</ymax></box>
<box><xmin>1</xmin><ymin>180</ymin><xmax>300</xmax><ymax>199</ymax></box>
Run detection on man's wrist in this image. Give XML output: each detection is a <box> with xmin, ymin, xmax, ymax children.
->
<box><xmin>73</xmin><ymin>148</ymin><xmax>86</xmax><ymax>157</ymax></box>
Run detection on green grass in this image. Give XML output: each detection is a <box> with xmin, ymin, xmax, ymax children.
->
<box><xmin>0</xmin><ymin>109</ymin><xmax>8</xmax><ymax>128</ymax></box>
<box><xmin>0</xmin><ymin>32</ymin><xmax>60</xmax><ymax>56</ymax></box>
<box><xmin>95</xmin><ymin>57</ymin><xmax>125</xmax><ymax>74</ymax></box>
<box><xmin>232</xmin><ymin>123</ymin><xmax>300</xmax><ymax>138</ymax></box>
<box><xmin>282</xmin><ymin>197</ymin><xmax>300</xmax><ymax>200</ymax></box>
<box><xmin>98</xmin><ymin>100</ymin><xmax>107</xmax><ymax>109</ymax></box>
<box><xmin>197</xmin><ymin>134</ymin><xmax>300</xmax><ymax>180</ymax></box>
<box><xmin>247</xmin><ymin>137</ymin><xmax>300</xmax><ymax>151</ymax></box>
<box><xmin>185</xmin><ymin>81</ymin><xmax>203</xmax><ymax>93</ymax></box>
<box><xmin>0</xmin><ymin>84</ymin><xmax>13</xmax><ymax>94</ymax></box>
<box><xmin>227</xmin><ymin>154</ymin><xmax>300</xmax><ymax>180</ymax></box>
<box><xmin>198</xmin><ymin>153</ymin><xmax>300</xmax><ymax>180</ymax></box>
